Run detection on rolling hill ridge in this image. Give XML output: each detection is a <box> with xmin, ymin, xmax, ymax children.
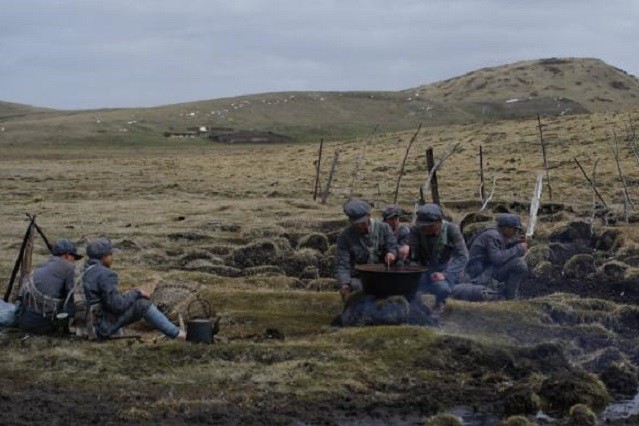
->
<box><xmin>1</xmin><ymin>57</ymin><xmax>638</xmax><ymax>144</ymax></box>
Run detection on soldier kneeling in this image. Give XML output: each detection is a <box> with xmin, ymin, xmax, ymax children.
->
<box><xmin>466</xmin><ymin>214</ymin><xmax>529</xmax><ymax>300</ymax></box>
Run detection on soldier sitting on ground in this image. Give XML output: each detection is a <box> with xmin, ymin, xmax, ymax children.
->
<box><xmin>465</xmin><ymin>214</ymin><xmax>529</xmax><ymax>300</ymax></box>
<box><xmin>382</xmin><ymin>204</ymin><xmax>410</xmax><ymax>262</ymax></box>
<box><xmin>82</xmin><ymin>238</ymin><xmax>186</xmax><ymax>340</ymax></box>
<box><xmin>408</xmin><ymin>203</ymin><xmax>469</xmax><ymax>313</ymax></box>
<box><xmin>16</xmin><ymin>238</ymin><xmax>83</xmax><ymax>335</ymax></box>
<box><xmin>334</xmin><ymin>199</ymin><xmax>398</xmax><ymax>299</ymax></box>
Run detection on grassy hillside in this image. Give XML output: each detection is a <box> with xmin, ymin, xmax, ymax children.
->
<box><xmin>1</xmin><ymin>58</ymin><xmax>638</xmax><ymax>146</ymax></box>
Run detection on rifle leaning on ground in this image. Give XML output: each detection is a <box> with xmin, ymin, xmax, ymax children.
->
<box><xmin>3</xmin><ymin>216</ymin><xmax>37</xmax><ymax>302</ymax></box>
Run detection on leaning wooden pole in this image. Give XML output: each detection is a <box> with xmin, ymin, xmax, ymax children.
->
<box><xmin>312</xmin><ymin>138</ymin><xmax>324</xmax><ymax>201</ymax></box>
<box><xmin>526</xmin><ymin>173</ymin><xmax>544</xmax><ymax>242</ymax></box>
<box><xmin>479</xmin><ymin>144</ymin><xmax>485</xmax><ymax>202</ymax></box>
<box><xmin>573</xmin><ymin>157</ymin><xmax>608</xmax><ymax>209</ymax></box>
<box><xmin>321</xmin><ymin>151</ymin><xmax>340</xmax><ymax>205</ymax></box>
<box><xmin>4</xmin><ymin>216</ymin><xmax>36</xmax><ymax>302</ymax></box>
<box><xmin>348</xmin><ymin>124</ymin><xmax>379</xmax><ymax>197</ymax></box>
<box><xmin>425</xmin><ymin>147</ymin><xmax>440</xmax><ymax>205</ymax></box>
<box><xmin>27</xmin><ymin>213</ymin><xmax>52</xmax><ymax>252</ymax></box>
<box><xmin>393</xmin><ymin>123</ymin><xmax>422</xmax><ymax>204</ymax></box>
<box><xmin>537</xmin><ymin>115</ymin><xmax>553</xmax><ymax>200</ymax></box>
<box><xmin>611</xmin><ymin>132</ymin><xmax>634</xmax><ymax>222</ymax></box>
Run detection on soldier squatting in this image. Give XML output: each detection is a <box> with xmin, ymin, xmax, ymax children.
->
<box><xmin>335</xmin><ymin>199</ymin><xmax>529</xmax><ymax>314</ymax></box>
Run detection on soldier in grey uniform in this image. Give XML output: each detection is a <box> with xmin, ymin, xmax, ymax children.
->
<box><xmin>382</xmin><ymin>204</ymin><xmax>410</xmax><ymax>261</ymax></box>
<box><xmin>16</xmin><ymin>238</ymin><xmax>83</xmax><ymax>334</ymax></box>
<box><xmin>408</xmin><ymin>204</ymin><xmax>469</xmax><ymax>311</ymax></box>
<box><xmin>82</xmin><ymin>238</ymin><xmax>186</xmax><ymax>340</ymax></box>
<box><xmin>466</xmin><ymin>214</ymin><xmax>529</xmax><ymax>299</ymax></box>
<box><xmin>334</xmin><ymin>199</ymin><xmax>398</xmax><ymax>299</ymax></box>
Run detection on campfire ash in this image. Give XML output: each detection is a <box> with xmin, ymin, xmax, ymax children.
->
<box><xmin>336</xmin><ymin>293</ymin><xmax>437</xmax><ymax>327</ymax></box>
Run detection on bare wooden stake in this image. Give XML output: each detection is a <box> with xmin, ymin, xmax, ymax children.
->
<box><xmin>321</xmin><ymin>151</ymin><xmax>340</xmax><ymax>204</ymax></box>
<box><xmin>348</xmin><ymin>125</ymin><xmax>379</xmax><ymax>197</ymax></box>
<box><xmin>573</xmin><ymin>157</ymin><xmax>608</xmax><ymax>209</ymax></box>
<box><xmin>590</xmin><ymin>158</ymin><xmax>601</xmax><ymax>233</ymax></box>
<box><xmin>479</xmin><ymin>144</ymin><xmax>485</xmax><ymax>202</ymax></box>
<box><xmin>312</xmin><ymin>138</ymin><xmax>324</xmax><ymax>201</ymax></box>
<box><xmin>526</xmin><ymin>173</ymin><xmax>544</xmax><ymax>240</ymax></box>
<box><xmin>537</xmin><ymin>115</ymin><xmax>553</xmax><ymax>200</ymax></box>
<box><xmin>479</xmin><ymin>176</ymin><xmax>497</xmax><ymax>212</ymax></box>
<box><xmin>626</xmin><ymin>119</ymin><xmax>639</xmax><ymax>165</ymax></box>
<box><xmin>610</xmin><ymin>131</ymin><xmax>634</xmax><ymax>222</ymax></box>
<box><xmin>393</xmin><ymin>123</ymin><xmax>422</xmax><ymax>204</ymax></box>
<box><xmin>425</xmin><ymin>148</ymin><xmax>440</xmax><ymax>205</ymax></box>
<box><xmin>421</xmin><ymin>143</ymin><xmax>461</xmax><ymax>205</ymax></box>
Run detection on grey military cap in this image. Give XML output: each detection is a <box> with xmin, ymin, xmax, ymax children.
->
<box><xmin>497</xmin><ymin>214</ymin><xmax>522</xmax><ymax>229</ymax></box>
<box><xmin>382</xmin><ymin>204</ymin><xmax>402</xmax><ymax>220</ymax></box>
<box><xmin>52</xmin><ymin>238</ymin><xmax>83</xmax><ymax>260</ymax></box>
<box><xmin>416</xmin><ymin>203</ymin><xmax>443</xmax><ymax>227</ymax></box>
<box><xmin>86</xmin><ymin>238</ymin><xmax>119</xmax><ymax>259</ymax></box>
<box><xmin>343</xmin><ymin>198</ymin><xmax>371</xmax><ymax>224</ymax></box>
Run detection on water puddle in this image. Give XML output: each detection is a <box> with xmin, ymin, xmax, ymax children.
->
<box><xmin>601</xmin><ymin>391</ymin><xmax>639</xmax><ymax>422</ymax></box>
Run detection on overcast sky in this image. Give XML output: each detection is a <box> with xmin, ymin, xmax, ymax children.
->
<box><xmin>1</xmin><ymin>0</ymin><xmax>637</xmax><ymax>109</ymax></box>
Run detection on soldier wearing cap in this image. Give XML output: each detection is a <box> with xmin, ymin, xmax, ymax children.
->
<box><xmin>466</xmin><ymin>214</ymin><xmax>529</xmax><ymax>299</ymax></box>
<box><xmin>16</xmin><ymin>238</ymin><xmax>83</xmax><ymax>334</ymax></box>
<box><xmin>334</xmin><ymin>199</ymin><xmax>398</xmax><ymax>298</ymax></box>
<box><xmin>408</xmin><ymin>203</ymin><xmax>469</xmax><ymax>312</ymax></box>
<box><xmin>382</xmin><ymin>204</ymin><xmax>411</xmax><ymax>261</ymax></box>
<box><xmin>82</xmin><ymin>238</ymin><xmax>186</xmax><ymax>340</ymax></box>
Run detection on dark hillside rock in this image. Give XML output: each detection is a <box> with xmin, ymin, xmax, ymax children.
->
<box><xmin>459</xmin><ymin>212</ymin><xmax>493</xmax><ymax>233</ymax></box>
<box><xmin>539</xmin><ymin>372</ymin><xmax>610</xmax><ymax>413</ymax></box>
<box><xmin>549</xmin><ymin>221</ymin><xmax>592</xmax><ymax>245</ymax></box>
<box><xmin>601</xmin><ymin>261</ymin><xmax>629</xmax><ymax>281</ymax></box>
<box><xmin>593</xmin><ymin>228</ymin><xmax>624</xmax><ymax>252</ymax></box>
<box><xmin>600</xmin><ymin>362</ymin><xmax>639</xmax><ymax>397</ymax></box>
<box><xmin>548</xmin><ymin>242</ymin><xmax>592</xmax><ymax>266</ymax></box>
<box><xmin>297</xmin><ymin>233</ymin><xmax>329</xmax><ymax>253</ymax></box>
<box><xmin>562</xmin><ymin>254</ymin><xmax>597</xmax><ymax>280</ymax></box>
<box><xmin>462</xmin><ymin>222</ymin><xmax>493</xmax><ymax>245</ymax></box>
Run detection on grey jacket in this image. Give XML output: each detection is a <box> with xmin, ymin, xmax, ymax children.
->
<box><xmin>22</xmin><ymin>256</ymin><xmax>76</xmax><ymax>317</ymax></box>
<box><xmin>408</xmin><ymin>221</ymin><xmax>469</xmax><ymax>281</ymax></box>
<box><xmin>83</xmin><ymin>259</ymin><xmax>141</xmax><ymax>314</ymax></box>
<box><xmin>334</xmin><ymin>219</ymin><xmax>398</xmax><ymax>285</ymax></box>
<box><xmin>468</xmin><ymin>227</ymin><xmax>525</xmax><ymax>267</ymax></box>
<box><xmin>394</xmin><ymin>223</ymin><xmax>410</xmax><ymax>247</ymax></box>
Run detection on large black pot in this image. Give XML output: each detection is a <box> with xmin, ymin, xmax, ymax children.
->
<box><xmin>355</xmin><ymin>264</ymin><xmax>427</xmax><ymax>297</ymax></box>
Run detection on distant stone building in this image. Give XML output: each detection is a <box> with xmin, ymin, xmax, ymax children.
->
<box><xmin>209</xmin><ymin>131</ymin><xmax>292</xmax><ymax>144</ymax></box>
<box><xmin>163</xmin><ymin>131</ymin><xmax>198</xmax><ymax>139</ymax></box>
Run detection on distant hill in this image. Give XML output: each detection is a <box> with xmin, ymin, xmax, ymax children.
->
<box><xmin>411</xmin><ymin>57</ymin><xmax>639</xmax><ymax>117</ymax></box>
<box><xmin>1</xmin><ymin>58</ymin><xmax>638</xmax><ymax>144</ymax></box>
<box><xmin>0</xmin><ymin>100</ymin><xmax>52</xmax><ymax>120</ymax></box>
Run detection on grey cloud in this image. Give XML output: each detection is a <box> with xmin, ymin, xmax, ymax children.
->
<box><xmin>0</xmin><ymin>0</ymin><xmax>637</xmax><ymax>108</ymax></box>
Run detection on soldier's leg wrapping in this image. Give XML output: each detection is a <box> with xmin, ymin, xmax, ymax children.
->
<box><xmin>350</xmin><ymin>278</ymin><xmax>363</xmax><ymax>292</ymax></box>
<box><xmin>419</xmin><ymin>272</ymin><xmax>451</xmax><ymax>306</ymax></box>
<box><xmin>495</xmin><ymin>257</ymin><xmax>529</xmax><ymax>300</ymax></box>
<box><xmin>144</xmin><ymin>305</ymin><xmax>180</xmax><ymax>338</ymax></box>
<box><xmin>115</xmin><ymin>299</ymin><xmax>180</xmax><ymax>338</ymax></box>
